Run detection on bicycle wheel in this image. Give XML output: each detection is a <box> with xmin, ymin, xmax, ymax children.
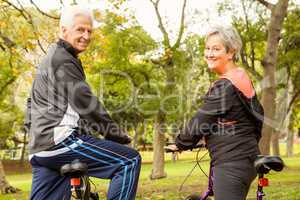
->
<box><xmin>82</xmin><ymin>176</ymin><xmax>99</xmax><ymax>200</ymax></box>
<box><xmin>71</xmin><ymin>176</ymin><xmax>90</xmax><ymax>200</ymax></box>
<box><xmin>82</xmin><ymin>176</ymin><xmax>91</xmax><ymax>200</ymax></box>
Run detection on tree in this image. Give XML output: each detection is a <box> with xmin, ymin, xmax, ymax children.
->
<box><xmin>146</xmin><ymin>0</ymin><xmax>190</xmax><ymax>179</ymax></box>
<box><xmin>101</xmin><ymin>0</ymin><xmax>209</xmax><ymax>179</ymax></box>
<box><xmin>0</xmin><ymin>3</ymin><xmax>31</xmax><ymax>193</ymax></box>
<box><xmin>277</xmin><ymin>5</ymin><xmax>300</xmax><ymax>156</ymax></box>
<box><xmin>256</xmin><ymin>0</ymin><xmax>290</xmax><ymax>155</ymax></box>
<box><xmin>0</xmin><ymin>0</ymin><xmax>58</xmax><ymax>193</ymax></box>
<box><xmin>219</xmin><ymin>0</ymin><xmax>299</xmax><ymax>155</ymax></box>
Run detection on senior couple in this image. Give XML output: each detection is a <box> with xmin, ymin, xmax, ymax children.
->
<box><xmin>26</xmin><ymin>5</ymin><xmax>263</xmax><ymax>200</ymax></box>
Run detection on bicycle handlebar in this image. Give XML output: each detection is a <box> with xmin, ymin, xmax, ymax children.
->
<box><xmin>164</xmin><ymin>143</ymin><xmax>206</xmax><ymax>153</ymax></box>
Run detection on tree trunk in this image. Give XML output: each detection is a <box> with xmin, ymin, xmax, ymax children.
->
<box><xmin>286</xmin><ymin>130</ymin><xmax>294</xmax><ymax>157</ymax></box>
<box><xmin>19</xmin><ymin>131</ymin><xmax>27</xmax><ymax>165</ymax></box>
<box><xmin>258</xmin><ymin>0</ymin><xmax>289</xmax><ymax>155</ymax></box>
<box><xmin>272</xmin><ymin>130</ymin><xmax>280</xmax><ymax>156</ymax></box>
<box><xmin>150</xmin><ymin>67</ymin><xmax>176</xmax><ymax>179</ymax></box>
<box><xmin>132</xmin><ymin>125</ymin><xmax>139</xmax><ymax>149</ymax></box>
<box><xmin>285</xmin><ymin>78</ymin><xmax>294</xmax><ymax>157</ymax></box>
<box><xmin>0</xmin><ymin>160</ymin><xmax>20</xmax><ymax>194</ymax></box>
<box><xmin>133</xmin><ymin>122</ymin><xmax>146</xmax><ymax>150</ymax></box>
<box><xmin>149</xmin><ymin>0</ymin><xmax>187</xmax><ymax>179</ymax></box>
<box><xmin>150</xmin><ymin>113</ymin><xmax>167</xmax><ymax>179</ymax></box>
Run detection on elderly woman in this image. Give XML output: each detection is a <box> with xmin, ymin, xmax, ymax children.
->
<box><xmin>171</xmin><ymin>25</ymin><xmax>264</xmax><ymax>200</ymax></box>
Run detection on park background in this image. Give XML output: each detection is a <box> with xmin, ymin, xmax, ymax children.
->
<box><xmin>0</xmin><ymin>0</ymin><xmax>299</xmax><ymax>199</ymax></box>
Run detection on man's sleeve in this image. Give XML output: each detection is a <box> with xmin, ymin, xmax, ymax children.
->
<box><xmin>176</xmin><ymin>79</ymin><xmax>235</xmax><ymax>150</ymax></box>
<box><xmin>55</xmin><ymin>61</ymin><xmax>131</xmax><ymax>144</ymax></box>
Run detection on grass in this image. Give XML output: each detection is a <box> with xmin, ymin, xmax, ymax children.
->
<box><xmin>1</xmin><ymin>144</ymin><xmax>300</xmax><ymax>200</ymax></box>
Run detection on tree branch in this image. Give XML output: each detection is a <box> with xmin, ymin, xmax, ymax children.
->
<box><xmin>0</xmin><ymin>77</ymin><xmax>16</xmax><ymax>97</ymax></box>
<box><xmin>149</xmin><ymin>0</ymin><xmax>171</xmax><ymax>48</ymax></box>
<box><xmin>71</xmin><ymin>0</ymin><xmax>78</xmax><ymax>5</ymax></box>
<box><xmin>2</xmin><ymin>0</ymin><xmax>29</xmax><ymax>20</ymax></box>
<box><xmin>287</xmin><ymin>89</ymin><xmax>300</xmax><ymax>114</ymax></box>
<box><xmin>16</xmin><ymin>0</ymin><xmax>46</xmax><ymax>53</ymax></box>
<box><xmin>29</xmin><ymin>0</ymin><xmax>59</xmax><ymax>19</ymax></box>
<box><xmin>0</xmin><ymin>32</ymin><xmax>16</xmax><ymax>48</ymax></box>
<box><xmin>3</xmin><ymin>0</ymin><xmax>46</xmax><ymax>53</ymax></box>
<box><xmin>173</xmin><ymin>0</ymin><xmax>187</xmax><ymax>49</ymax></box>
<box><xmin>256</xmin><ymin>0</ymin><xmax>275</xmax><ymax>10</ymax></box>
<box><xmin>150</xmin><ymin>58</ymin><xmax>164</xmax><ymax>68</ymax></box>
<box><xmin>240</xmin><ymin>42</ymin><xmax>262</xmax><ymax>80</ymax></box>
<box><xmin>0</xmin><ymin>44</ymin><xmax>5</xmax><ymax>51</ymax></box>
<box><xmin>241</xmin><ymin>0</ymin><xmax>256</xmax><ymax>70</ymax></box>
<box><xmin>11</xmin><ymin>136</ymin><xmax>28</xmax><ymax>144</ymax></box>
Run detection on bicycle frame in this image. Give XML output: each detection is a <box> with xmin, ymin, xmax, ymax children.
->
<box><xmin>256</xmin><ymin>173</ymin><xmax>269</xmax><ymax>200</ymax></box>
<box><xmin>199</xmin><ymin>165</ymin><xmax>213</xmax><ymax>200</ymax></box>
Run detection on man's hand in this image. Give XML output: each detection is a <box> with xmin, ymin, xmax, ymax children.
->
<box><xmin>105</xmin><ymin>133</ymin><xmax>132</xmax><ymax>145</ymax></box>
<box><xmin>120</xmin><ymin>135</ymin><xmax>132</xmax><ymax>144</ymax></box>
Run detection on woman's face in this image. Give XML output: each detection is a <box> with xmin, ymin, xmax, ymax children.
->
<box><xmin>204</xmin><ymin>34</ymin><xmax>234</xmax><ymax>74</ymax></box>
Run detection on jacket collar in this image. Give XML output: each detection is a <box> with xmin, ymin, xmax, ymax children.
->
<box><xmin>57</xmin><ymin>39</ymin><xmax>78</xmax><ymax>57</ymax></box>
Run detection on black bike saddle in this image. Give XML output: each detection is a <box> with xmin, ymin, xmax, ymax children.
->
<box><xmin>254</xmin><ymin>155</ymin><xmax>284</xmax><ymax>174</ymax></box>
<box><xmin>60</xmin><ymin>159</ymin><xmax>88</xmax><ymax>177</ymax></box>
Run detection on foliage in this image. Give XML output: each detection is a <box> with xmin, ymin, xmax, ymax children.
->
<box><xmin>0</xmin><ymin>6</ymin><xmax>34</xmax><ymax>142</ymax></box>
<box><xmin>218</xmin><ymin>0</ymin><xmax>268</xmax><ymax>84</ymax></box>
<box><xmin>276</xmin><ymin>5</ymin><xmax>300</xmax><ymax>130</ymax></box>
<box><xmin>217</xmin><ymin>0</ymin><xmax>299</xmax><ymax>152</ymax></box>
<box><xmin>81</xmin><ymin>11</ymin><xmax>158</xmax><ymax>134</ymax></box>
<box><xmin>81</xmin><ymin>9</ymin><xmax>210</xmax><ymax>139</ymax></box>
<box><xmin>279</xmin><ymin>6</ymin><xmax>300</xmax><ymax>91</ymax></box>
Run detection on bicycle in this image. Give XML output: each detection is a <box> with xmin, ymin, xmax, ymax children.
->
<box><xmin>60</xmin><ymin>159</ymin><xmax>99</xmax><ymax>200</ymax></box>
<box><xmin>164</xmin><ymin>144</ymin><xmax>284</xmax><ymax>200</ymax></box>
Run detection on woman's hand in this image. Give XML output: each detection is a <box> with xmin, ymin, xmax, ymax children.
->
<box><xmin>164</xmin><ymin>144</ymin><xmax>180</xmax><ymax>153</ymax></box>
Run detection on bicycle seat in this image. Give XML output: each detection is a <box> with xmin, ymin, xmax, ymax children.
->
<box><xmin>254</xmin><ymin>155</ymin><xmax>284</xmax><ymax>174</ymax></box>
<box><xmin>60</xmin><ymin>159</ymin><xmax>88</xmax><ymax>178</ymax></box>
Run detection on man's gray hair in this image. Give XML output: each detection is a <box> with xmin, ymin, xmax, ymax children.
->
<box><xmin>205</xmin><ymin>25</ymin><xmax>242</xmax><ymax>62</ymax></box>
<box><xmin>59</xmin><ymin>5</ymin><xmax>94</xmax><ymax>30</ymax></box>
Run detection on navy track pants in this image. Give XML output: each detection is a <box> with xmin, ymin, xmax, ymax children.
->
<box><xmin>29</xmin><ymin>132</ymin><xmax>141</xmax><ymax>200</ymax></box>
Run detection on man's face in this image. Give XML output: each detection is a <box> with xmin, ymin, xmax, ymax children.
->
<box><xmin>62</xmin><ymin>15</ymin><xmax>93</xmax><ymax>53</ymax></box>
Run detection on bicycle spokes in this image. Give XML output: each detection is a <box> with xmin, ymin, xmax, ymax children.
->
<box><xmin>70</xmin><ymin>176</ymin><xmax>90</xmax><ymax>200</ymax></box>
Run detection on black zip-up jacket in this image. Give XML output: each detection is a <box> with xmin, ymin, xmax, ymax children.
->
<box><xmin>175</xmin><ymin>78</ymin><xmax>264</xmax><ymax>165</ymax></box>
<box><xmin>27</xmin><ymin>39</ymin><xmax>130</xmax><ymax>154</ymax></box>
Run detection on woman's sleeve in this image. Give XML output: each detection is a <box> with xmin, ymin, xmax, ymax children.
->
<box><xmin>176</xmin><ymin>79</ymin><xmax>235</xmax><ymax>150</ymax></box>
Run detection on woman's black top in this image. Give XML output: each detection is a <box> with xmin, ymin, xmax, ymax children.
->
<box><xmin>175</xmin><ymin>78</ymin><xmax>264</xmax><ymax>166</ymax></box>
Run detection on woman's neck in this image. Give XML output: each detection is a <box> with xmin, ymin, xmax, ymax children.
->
<box><xmin>218</xmin><ymin>62</ymin><xmax>237</xmax><ymax>76</ymax></box>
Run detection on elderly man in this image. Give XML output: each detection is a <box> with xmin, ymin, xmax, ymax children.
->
<box><xmin>26</xmin><ymin>5</ymin><xmax>141</xmax><ymax>200</ymax></box>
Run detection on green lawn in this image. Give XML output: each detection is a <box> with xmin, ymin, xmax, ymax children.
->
<box><xmin>1</xmin><ymin>146</ymin><xmax>300</xmax><ymax>200</ymax></box>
